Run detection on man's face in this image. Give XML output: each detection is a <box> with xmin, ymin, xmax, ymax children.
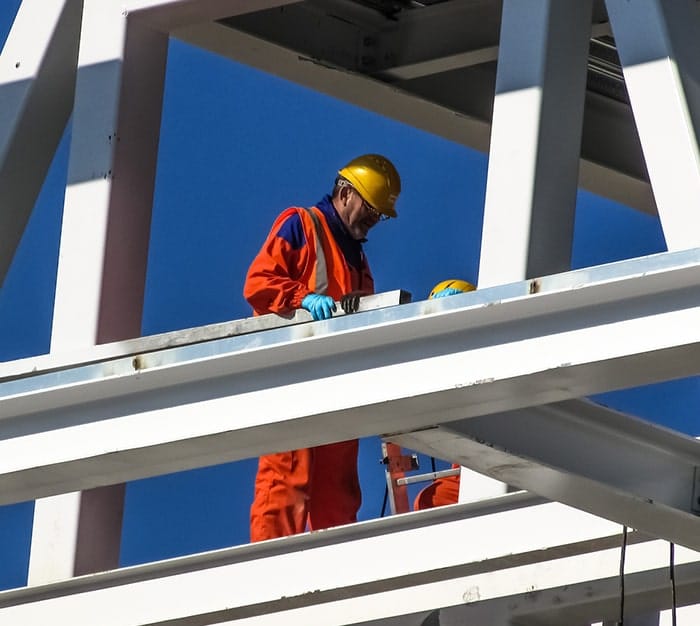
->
<box><xmin>338</xmin><ymin>186</ymin><xmax>382</xmax><ymax>240</ymax></box>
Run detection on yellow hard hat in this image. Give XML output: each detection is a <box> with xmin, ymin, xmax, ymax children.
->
<box><xmin>338</xmin><ymin>154</ymin><xmax>401</xmax><ymax>218</ymax></box>
<box><xmin>429</xmin><ymin>279</ymin><xmax>476</xmax><ymax>299</ymax></box>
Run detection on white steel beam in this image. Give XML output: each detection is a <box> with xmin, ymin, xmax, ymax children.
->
<box><xmin>391</xmin><ymin>397</ymin><xmax>700</xmax><ymax>551</ymax></box>
<box><xmin>375</xmin><ymin>22</ymin><xmax>612</xmax><ymax>83</ymax></box>
<box><xmin>376</xmin><ymin>20</ymin><xmax>613</xmax><ymax>89</ymax></box>
<box><xmin>172</xmin><ymin>17</ymin><xmax>655</xmax><ymax>215</ymax></box>
<box><xmin>0</xmin><ymin>290</ymin><xmax>410</xmax><ymax>380</ymax></box>
<box><xmin>123</xmin><ymin>0</ymin><xmax>297</xmax><ymax>32</ymax></box>
<box><xmin>51</xmin><ymin>0</ymin><xmax>168</xmax><ymax>350</ymax></box>
<box><xmin>605</xmin><ymin>0</ymin><xmax>700</xmax><ymax>251</ymax></box>
<box><xmin>0</xmin><ymin>0</ymin><xmax>82</xmax><ymax>286</ymax></box>
<box><xmin>2</xmin><ymin>497</ymin><xmax>698</xmax><ymax>626</ymax></box>
<box><xmin>371</xmin><ymin>0</ymin><xmax>503</xmax><ymax>80</ymax></box>
<box><xmin>17</xmin><ymin>292</ymin><xmax>406</xmax><ymax>585</ymax></box>
<box><xmin>466</xmin><ymin>0</ymin><xmax>592</xmax><ymax>497</ymax></box>
<box><xmin>26</xmin><ymin>0</ymin><xmax>330</xmax><ymax>588</ymax></box>
<box><xmin>578</xmin><ymin>104</ymin><xmax>656</xmax><ymax>217</ymax></box>
<box><xmin>2</xmin><ymin>251</ymin><xmax>700</xmax><ymax>516</ymax></box>
<box><xmin>34</xmin><ymin>0</ymin><xmax>169</xmax><ymax>583</ymax></box>
<box><xmin>27</xmin><ymin>493</ymin><xmax>81</xmax><ymax>585</ymax></box>
<box><xmin>479</xmin><ymin>0</ymin><xmax>592</xmax><ymax>287</ymax></box>
<box><xmin>361</xmin><ymin>555</ymin><xmax>700</xmax><ymax>626</ymax></box>
<box><xmin>172</xmin><ymin>19</ymin><xmax>497</xmax><ymax>167</ymax></box>
<box><xmin>434</xmin><ymin>558</ymin><xmax>700</xmax><ymax>626</ymax></box>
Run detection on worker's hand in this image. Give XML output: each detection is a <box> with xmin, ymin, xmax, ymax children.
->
<box><xmin>340</xmin><ymin>291</ymin><xmax>366</xmax><ymax>314</ymax></box>
<box><xmin>432</xmin><ymin>287</ymin><xmax>463</xmax><ymax>299</ymax></box>
<box><xmin>301</xmin><ymin>293</ymin><xmax>337</xmax><ymax>321</ymax></box>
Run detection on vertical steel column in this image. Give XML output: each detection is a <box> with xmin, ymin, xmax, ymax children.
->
<box><xmin>478</xmin><ymin>0</ymin><xmax>592</xmax><ymax>286</ymax></box>
<box><xmin>466</xmin><ymin>0</ymin><xmax>592</xmax><ymax>505</ymax></box>
<box><xmin>29</xmin><ymin>0</ymin><xmax>168</xmax><ymax>584</ymax></box>
<box><xmin>605</xmin><ymin>0</ymin><xmax>700</xmax><ymax>252</ymax></box>
<box><xmin>0</xmin><ymin>0</ymin><xmax>82</xmax><ymax>287</ymax></box>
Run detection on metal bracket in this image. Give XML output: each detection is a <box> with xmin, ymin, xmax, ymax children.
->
<box><xmin>396</xmin><ymin>467</ymin><xmax>460</xmax><ymax>487</ymax></box>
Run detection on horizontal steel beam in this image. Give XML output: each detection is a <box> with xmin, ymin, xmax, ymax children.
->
<box><xmin>172</xmin><ymin>20</ymin><xmax>495</xmax><ymax>151</ymax></box>
<box><xmin>173</xmin><ymin>17</ymin><xmax>654</xmax><ymax>214</ymax></box>
<box><xmin>2</xmin><ymin>496</ymin><xmax>697</xmax><ymax>625</ymax></box>
<box><xmin>122</xmin><ymin>0</ymin><xmax>297</xmax><ymax>31</ymax></box>
<box><xmin>3</xmin><ymin>250</ymin><xmax>700</xmax><ymax>505</ymax></box>
<box><xmin>391</xmin><ymin>397</ymin><xmax>700</xmax><ymax>551</ymax></box>
<box><xmin>420</xmin><ymin>559</ymin><xmax>700</xmax><ymax>626</ymax></box>
<box><xmin>374</xmin><ymin>20</ymin><xmax>612</xmax><ymax>81</ymax></box>
<box><xmin>0</xmin><ymin>290</ymin><xmax>411</xmax><ymax>381</ymax></box>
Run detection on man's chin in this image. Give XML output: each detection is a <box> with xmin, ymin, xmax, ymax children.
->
<box><xmin>352</xmin><ymin>228</ymin><xmax>369</xmax><ymax>240</ymax></box>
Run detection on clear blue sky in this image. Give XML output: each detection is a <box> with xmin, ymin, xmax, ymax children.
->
<box><xmin>0</xmin><ymin>0</ymin><xmax>696</xmax><ymax>592</ymax></box>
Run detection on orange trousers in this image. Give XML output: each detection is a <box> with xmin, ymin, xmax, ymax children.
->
<box><xmin>413</xmin><ymin>465</ymin><xmax>461</xmax><ymax>510</ymax></box>
<box><xmin>250</xmin><ymin>439</ymin><xmax>361</xmax><ymax>542</ymax></box>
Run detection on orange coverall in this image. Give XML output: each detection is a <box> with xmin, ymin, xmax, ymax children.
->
<box><xmin>413</xmin><ymin>464</ymin><xmax>460</xmax><ymax>510</ymax></box>
<box><xmin>244</xmin><ymin>196</ymin><xmax>374</xmax><ymax>542</ymax></box>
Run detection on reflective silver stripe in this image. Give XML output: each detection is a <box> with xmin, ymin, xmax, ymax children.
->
<box><xmin>302</xmin><ymin>207</ymin><xmax>329</xmax><ymax>295</ymax></box>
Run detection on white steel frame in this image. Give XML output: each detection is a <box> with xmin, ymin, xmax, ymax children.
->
<box><xmin>3</xmin><ymin>496</ymin><xmax>700</xmax><ymax>626</ymax></box>
<box><xmin>2</xmin><ymin>0</ymin><xmax>700</xmax><ymax>624</ymax></box>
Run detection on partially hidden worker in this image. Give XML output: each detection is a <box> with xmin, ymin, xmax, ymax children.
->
<box><xmin>244</xmin><ymin>154</ymin><xmax>402</xmax><ymax>542</ymax></box>
<box><xmin>413</xmin><ymin>279</ymin><xmax>476</xmax><ymax>511</ymax></box>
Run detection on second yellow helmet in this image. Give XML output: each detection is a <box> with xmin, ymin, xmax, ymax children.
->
<box><xmin>429</xmin><ymin>279</ymin><xmax>476</xmax><ymax>299</ymax></box>
<box><xmin>338</xmin><ymin>154</ymin><xmax>401</xmax><ymax>218</ymax></box>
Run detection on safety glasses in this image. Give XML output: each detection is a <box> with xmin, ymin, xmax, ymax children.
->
<box><xmin>360</xmin><ymin>197</ymin><xmax>390</xmax><ymax>222</ymax></box>
<box><xmin>338</xmin><ymin>179</ymin><xmax>390</xmax><ymax>221</ymax></box>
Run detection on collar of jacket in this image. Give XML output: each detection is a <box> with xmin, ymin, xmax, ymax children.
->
<box><xmin>315</xmin><ymin>195</ymin><xmax>365</xmax><ymax>271</ymax></box>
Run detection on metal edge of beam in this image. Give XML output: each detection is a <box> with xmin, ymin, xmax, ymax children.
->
<box><xmin>0</xmin><ymin>496</ymin><xmax>682</xmax><ymax>626</ymax></box>
<box><xmin>2</xmin><ymin>246</ymin><xmax>699</xmax><ymax>395</ymax></box>
<box><xmin>0</xmin><ymin>290</ymin><xmax>410</xmax><ymax>380</ymax></box>
<box><xmin>374</xmin><ymin>46</ymin><xmax>499</xmax><ymax>82</ymax></box>
<box><xmin>578</xmin><ymin>154</ymin><xmax>656</xmax><ymax>215</ymax></box>
<box><xmin>2</xmin><ymin>243</ymin><xmax>700</xmax><ymax>400</ymax></box>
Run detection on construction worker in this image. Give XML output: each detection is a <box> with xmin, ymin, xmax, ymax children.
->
<box><xmin>413</xmin><ymin>279</ymin><xmax>476</xmax><ymax>510</ymax></box>
<box><xmin>244</xmin><ymin>154</ymin><xmax>401</xmax><ymax>542</ymax></box>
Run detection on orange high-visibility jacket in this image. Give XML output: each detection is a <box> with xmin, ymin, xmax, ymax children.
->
<box><xmin>245</xmin><ymin>195</ymin><xmax>373</xmax><ymax>542</ymax></box>
<box><xmin>244</xmin><ymin>195</ymin><xmax>374</xmax><ymax>314</ymax></box>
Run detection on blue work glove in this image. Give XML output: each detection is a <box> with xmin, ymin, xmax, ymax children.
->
<box><xmin>301</xmin><ymin>293</ymin><xmax>337</xmax><ymax>321</ymax></box>
<box><xmin>432</xmin><ymin>287</ymin><xmax>463</xmax><ymax>298</ymax></box>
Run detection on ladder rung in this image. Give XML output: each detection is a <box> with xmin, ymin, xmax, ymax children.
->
<box><xmin>395</xmin><ymin>467</ymin><xmax>460</xmax><ymax>486</ymax></box>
